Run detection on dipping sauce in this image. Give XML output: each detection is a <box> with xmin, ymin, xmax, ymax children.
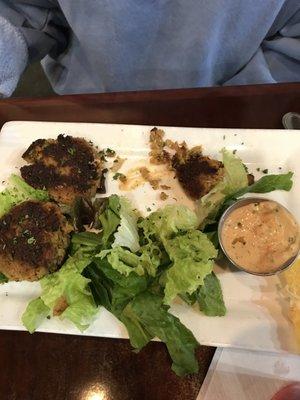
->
<box><xmin>220</xmin><ymin>199</ymin><xmax>300</xmax><ymax>274</ymax></box>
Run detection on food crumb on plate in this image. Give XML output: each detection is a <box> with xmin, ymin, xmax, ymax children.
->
<box><xmin>110</xmin><ymin>156</ymin><xmax>126</xmax><ymax>173</ymax></box>
<box><xmin>160</xmin><ymin>184</ymin><xmax>171</xmax><ymax>190</ymax></box>
<box><xmin>160</xmin><ymin>191</ymin><xmax>169</xmax><ymax>200</ymax></box>
<box><xmin>113</xmin><ymin>172</ymin><xmax>126</xmax><ymax>181</ymax></box>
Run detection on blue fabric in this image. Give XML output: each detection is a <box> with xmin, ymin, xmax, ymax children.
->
<box><xmin>0</xmin><ymin>0</ymin><xmax>299</xmax><ymax>96</ymax></box>
<box><xmin>0</xmin><ymin>15</ymin><xmax>28</xmax><ymax>97</ymax></box>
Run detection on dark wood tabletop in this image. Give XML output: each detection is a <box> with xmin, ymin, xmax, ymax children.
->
<box><xmin>0</xmin><ymin>83</ymin><xmax>299</xmax><ymax>400</ymax></box>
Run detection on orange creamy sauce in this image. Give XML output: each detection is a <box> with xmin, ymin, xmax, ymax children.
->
<box><xmin>221</xmin><ymin>200</ymin><xmax>300</xmax><ymax>273</ymax></box>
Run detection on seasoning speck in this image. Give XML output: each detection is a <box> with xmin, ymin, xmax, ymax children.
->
<box><xmin>113</xmin><ymin>172</ymin><xmax>126</xmax><ymax>181</ymax></box>
<box><xmin>262</xmin><ymin>169</ymin><xmax>268</xmax><ymax>174</ymax></box>
<box><xmin>256</xmin><ymin>167</ymin><xmax>260</xmax><ymax>172</ymax></box>
<box><xmin>146</xmin><ymin>207</ymin><xmax>152</xmax><ymax>212</ymax></box>
<box><xmin>98</xmin><ymin>150</ymin><xmax>107</xmax><ymax>162</ymax></box>
<box><xmin>27</xmin><ymin>237</ymin><xmax>36</xmax><ymax>245</ymax></box>
<box><xmin>106</xmin><ymin>148</ymin><xmax>116</xmax><ymax>157</ymax></box>
<box><xmin>233</xmin><ymin>149</ymin><xmax>237</xmax><ymax>155</ymax></box>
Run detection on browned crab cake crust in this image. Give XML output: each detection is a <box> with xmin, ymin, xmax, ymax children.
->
<box><xmin>0</xmin><ymin>201</ymin><xmax>72</xmax><ymax>281</ymax></box>
<box><xmin>21</xmin><ymin>135</ymin><xmax>102</xmax><ymax>205</ymax></box>
<box><xmin>172</xmin><ymin>152</ymin><xmax>224</xmax><ymax>199</ymax></box>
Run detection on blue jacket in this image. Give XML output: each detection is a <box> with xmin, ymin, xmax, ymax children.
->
<box><xmin>0</xmin><ymin>0</ymin><xmax>299</xmax><ymax>96</ymax></box>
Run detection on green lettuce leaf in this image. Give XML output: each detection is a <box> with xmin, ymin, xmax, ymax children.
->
<box><xmin>87</xmin><ymin>254</ymin><xmax>220</xmax><ymax>371</ymax></box>
<box><xmin>71</xmin><ymin>231</ymin><xmax>103</xmax><ymax>254</ymax></box>
<box><xmin>197</xmin><ymin>149</ymin><xmax>248</xmax><ymax>227</ymax></box>
<box><xmin>139</xmin><ymin>204</ymin><xmax>198</xmax><ymax>242</ymax></box>
<box><xmin>82</xmin><ymin>234</ymin><xmax>204</xmax><ymax>376</ymax></box>
<box><xmin>137</xmin><ymin>205</ymin><xmax>198</xmax><ymax>277</ymax></box>
<box><xmin>98</xmin><ymin>247</ymin><xmax>145</xmax><ymax>276</ymax></box>
<box><xmin>22</xmin><ymin>298</ymin><xmax>50</xmax><ymax>334</ymax></box>
<box><xmin>123</xmin><ymin>291</ymin><xmax>199</xmax><ymax>376</ymax></box>
<box><xmin>98</xmin><ymin>194</ymin><xmax>121</xmax><ymax>246</ymax></box>
<box><xmin>222</xmin><ymin>148</ymin><xmax>249</xmax><ymax>195</ymax></box>
<box><xmin>112</xmin><ymin>197</ymin><xmax>140</xmax><ymax>252</ymax></box>
<box><xmin>97</xmin><ymin>242</ymin><xmax>169</xmax><ymax>278</ymax></box>
<box><xmin>85</xmin><ymin>258</ymin><xmax>149</xmax><ymax>312</ymax></box>
<box><xmin>0</xmin><ymin>272</ymin><xmax>8</xmax><ymax>284</ymax></box>
<box><xmin>138</xmin><ymin>242</ymin><xmax>168</xmax><ymax>277</ymax></box>
<box><xmin>61</xmin><ymin>293</ymin><xmax>98</xmax><ymax>331</ymax></box>
<box><xmin>22</xmin><ymin>251</ymin><xmax>98</xmax><ymax>332</ymax></box>
<box><xmin>197</xmin><ymin>272</ymin><xmax>226</xmax><ymax>316</ymax></box>
<box><xmin>0</xmin><ymin>174</ymin><xmax>49</xmax><ymax>218</ymax></box>
<box><xmin>163</xmin><ymin>230</ymin><xmax>218</xmax><ymax>304</ymax></box>
<box><xmin>97</xmin><ymin>195</ymin><xmax>140</xmax><ymax>252</ymax></box>
<box><xmin>234</xmin><ymin>172</ymin><xmax>293</xmax><ymax>197</ymax></box>
<box><xmin>84</xmin><ymin>259</ymin><xmax>155</xmax><ymax>350</ymax></box>
<box><xmin>83</xmin><ymin>262</ymin><xmax>113</xmax><ymax>310</ymax></box>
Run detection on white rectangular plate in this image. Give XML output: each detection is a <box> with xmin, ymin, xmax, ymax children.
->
<box><xmin>0</xmin><ymin>121</ymin><xmax>299</xmax><ymax>354</ymax></box>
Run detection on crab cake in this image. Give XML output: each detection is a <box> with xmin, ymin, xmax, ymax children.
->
<box><xmin>172</xmin><ymin>151</ymin><xmax>224</xmax><ymax>199</ymax></box>
<box><xmin>0</xmin><ymin>201</ymin><xmax>71</xmax><ymax>281</ymax></box>
<box><xmin>21</xmin><ymin>135</ymin><xmax>102</xmax><ymax>205</ymax></box>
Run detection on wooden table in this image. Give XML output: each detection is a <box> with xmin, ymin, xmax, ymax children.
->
<box><xmin>0</xmin><ymin>83</ymin><xmax>299</xmax><ymax>400</ymax></box>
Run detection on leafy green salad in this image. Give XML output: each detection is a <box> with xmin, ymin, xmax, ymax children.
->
<box><xmin>0</xmin><ymin>149</ymin><xmax>294</xmax><ymax>376</ymax></box>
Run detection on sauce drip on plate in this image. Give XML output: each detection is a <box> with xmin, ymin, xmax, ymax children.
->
<box><xmin>221</xmin><ymin>200</ymin><xmax>300</xmax><ymax>274</ymax></box>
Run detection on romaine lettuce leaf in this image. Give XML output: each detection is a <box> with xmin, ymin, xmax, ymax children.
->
<box><xmin>197</xmin><ymin>149</ymin><xmax>248</xmax><ymax>227</ymax></box>
<box><xmin>84</xmin><ymin>249</ymin><xmax>200</xmax><ymax>376</ymax></box>
<box><xmin>61</xmin><ymin>293</ymin><xmax>98</xmax><ymax>331</ymax></box>
<box><xmin>163</xmin><ymin>230</ymin><xmax>218</xmax><ymax>304</ymax></box>
<box><xmin>22</xmin><ymin>298</ymin><xmax>50</xmax><ymax>334</ymax></box>
<box><xmin>0</xmin><ymin>174</ymin><xmax>49</xmax><ymax>218</ymax></box>
<box><xmin>222</xmin><ymin>148</ymin><xmax>249</xmax><ymax>195</ymax></box>
<box><xmin>0</xmin><ymin>272</ymin><xmax>8</xmax><ymax>284</ymax></box>
<box><xmin>98</xmin><ymin>247</ymin><xmax>144</xmax><ymax>276</ymax></box>
<box><xmin>112</xmin><ymin>197</ymin><xmax>140</xmax><ymax>252</ymax></box>
<box><xmin>234</xmin><ymin>172</ymin><xmax>293</xmax><ymax>197</ymax></box>
<box><xmin>197</xmin><ymin>272</ymin><xmax>226</xmax><ymax>316</ymax></box>
<box><xmin>138</xmin><ymin>242</ymin><xmax>167</xmax><ymax>277</ymax></box>
<box><xmin>123</xmin><ymin>291</ymin><xmax>199</xmax><ymax>376</ymax></box>
<box><xmin>71</xmin><ymin>231</ymin><xmax>103</xmax><ymax>255</ymax></box>
<box><xmin>139</xmin><ymin>204</ymin><xmax>198</xmax><ymax>242</ymax></box>
<box><xmin>98</xmin><ymin>194</ymin><xmax>121</xmax><ymax>246</ymax></box>
<box><xmin>84</xmin><ymin>259</ymin><xmax>154</xmax><ymax>349</ymax></box>
<box><xmin>97</xmin><ymin>195</ymin><xmax>140</xmax><ymax>253</ymax></box>
<box><xmin>85</xmin><ymin>258</ymin><xmax>149</xmax><ymax>311</ymax></box>
<box><xmin>22</xmin><ymin>251</ymin><xmax>98</xmax><ymax>332</ymax></box>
